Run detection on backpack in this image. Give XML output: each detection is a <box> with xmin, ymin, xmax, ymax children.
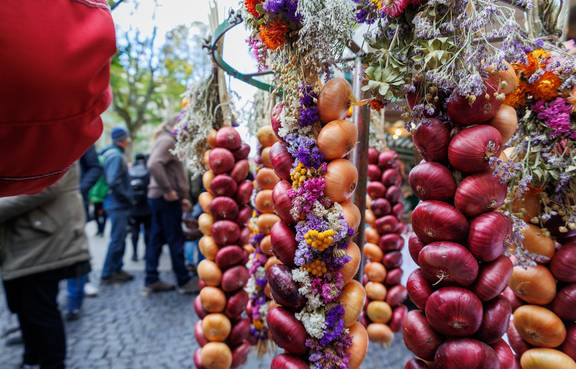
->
<box><xmin>129</xmin><ymin>162</ymin><xmax>150</xmax><ymax>206</ymax></box>
<box><xmin>88</xmin><ymin>153</ymin><xmax>109</xmax><ymax>204</ymax></box>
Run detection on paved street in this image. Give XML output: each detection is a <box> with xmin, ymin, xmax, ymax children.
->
<box><xmin>0</xmin><ymin>223</ymin><xmax>412</xmax><ymax>369</ymax></box>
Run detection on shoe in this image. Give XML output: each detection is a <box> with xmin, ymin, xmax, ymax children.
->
<box><xmin>84</xmin><ymin>283</ymin><xmax>99</xmax><ymax>297</ymax></box>
<box><xmin>65</xmin><ymin>311</ymin><xmax>81</xmax><ymax>322</ymax></box>
<box><xmin>19</xmin><ymin>365</ymin><xmax>40</xmax><ymax>369</ymax></box>
<box><xmin>114</xmin><ymin>270</ymin><xmax>134</xmax><ymax>282</ymax></box>
<box><xmin>144</xmin><ymin>280</ymin><xmax>176</xmax><ymax>295</ymax></box>
<box><xmin>131</xmin><ymin>255</ymin><xmax>138</xmax><ymax>262</ymax></box>
<box><xmin>177</xmin><ymin>278</ymin><xmax>200</xmax><ymax>295</ymax></box>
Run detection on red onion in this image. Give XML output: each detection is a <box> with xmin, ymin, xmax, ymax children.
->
<box><xmin>376</xmin><ymin>215</ymin><xmax>399</xmax><ymax>235</ymax></box>
<box><xmin>236</xmin><ymin>180</ymin><xmax>254</xmax><ymax>205</ymax></box>
<box><xmin>271</xmin><ymin>103</ymin><xmax>283</xmax><ymax>138</ymax></box>
<box><xmin>368</xmin><ymin>181</ymin><xmax>387</xmax><ymax>199</ymax></box>
<box><xmin>455</xmin><ymin>173</ymin><xmax>507</xmax><ymax>217</ymax></box>
<box><xmin>409</xmin><ymin>162</ymin><xmax>457</xmax><ymax>201</ymax></box>
<box><xmin>447</xmin><ymin>83</ymin><xmax>501</xmax><ymax>127</ymax></box>
<box><xmin>236</xmin><ymin>206</ymin><xmax>252</xmax><ymax>226</ymax></box>
<box><xmin>418</xmin><ymin>242</ymin><xmax>479</xmax><ymax>286</ymax></box>
<box><xmin>404</xmin><ymin>359</ymin><xmax>430</xmax><ymax>369</ymax></box>
<box><xmin>492</xmin><ymin>339</ymin><xmax>521</xmax><ymax>369</ymax></box>
<box><xmin>368</xmin><ymin>148</ymin><xmax>380</xmax><ymax>164</ymax></box>
<box><xmin>231</xmin><ymin>342</ymin><xmax>251</xmax><ymax>368</ymax></box>
<box><xmin>194</xmin><ymin>348</ymin><xmax>205</xmax><ymax>369</ymax></box>
<box><xmin>210</xmin><ymin>175</ymin><xmax>238</xmax><ymax>197</ymax></box>
<box><xmin>507</xmin><ymin>323</ymin><xmax>531</xmax><ymax>356</ymax></box>
<box><xmin>390</xmin><ymin>305</ymin><xmax>408</xmax><ymax>333</ymax></box>
<box><xmin>371</xmin><ymin>198</ymin><xmax>392</xmax><ymax>217</ymax></box>
<box><xmin>221</xmin><ymin>266</ymin><xmax>249</xmax><ymax>292</ymax></box>
<box><xmin>228</xmin><ymin>319</ymin><xmax>250</xmax><ymax>347</ymax></box>
<box><xmin>386</xmin><ymin>185</ymin><xmax>402</xmax><ymax>203</ymax></box>
<box><xmin>270</xmin><ymin>142</ymin><xmax>293</xmax><ymax>181</ymax></box>
<box><xmin>501</xmin><ymin>287</ymin><xmax>523</xmax><ymax>311</ymax></box>
<box><xmin>393</xmin><ymin>202</ymin><xmax>405</xmax><ymax>217</ymax></box>
<box><xmin>545</xmin><ymin>215</ymin><xmax>576</xmax><ymax>243</ymax></box>
<box><xmin>551</xmin><ymin>242</ymin><xmax>576</xmax><ymax>282</ymax></box>
<box><xmin>195</xmin><ymin>321</ymin><xmax>208</xmax><ymax>347</ymax></box>
<box><xmin>231</xmin><ymin>160</ymin><xmax>249</xmax><ymax>182</ymax></box>
<box><xmin>382</xmin><ymin>168</ymin><xmax>399</xmax><ymax>187</ymax></box>
<box><xmin>194</xmin><ymin>296</ymin><xmax>207</xmax><ymax>319</ymax></box>
<box><xmin>210</xmin><ymin>196</ymin><xmax>239</xmax><ymax>221</ymax></box>
<box><xmin>468</xmin><ymin>212</ymin><xmax>511</xmax><ymax>262</ymax></box>
<box><xmin>271</xmin><ymin>354</ymin><xmax>310</xmax><ymax>369</ymax></box>
<box><xmin>402</xmin><ymin>310</ymin><xmax>442</xmax><ymax>361</ymax></box>
<box><xmin>216</xmin><ymin>245</ymin><xmax>245</xmax><ymax>270</ymax></box>
<box><xmin>270</xmin><ymin>221</ymin><xmax>297</xmax><ymax>267</ymax></box>
<box><xmin>434</xmin><ymin>339</ymin><xmax>499</xmax><ymax>369</ymax></box>
<box><xmin>368</xmin><ymin>164</ymin><xmax>382</xmax><ymax>181</ymax></box>
<box><xmin>267</xmin><ymin>307</ymin><xmax>307</xmax><ymax>355</ymax></box>
<box><xmin>266</xmin><ymin>264</ymin><xmax>305</xmax><ymax>310</ymax></box>
<box><xmin>232</xmin><ymin>142</ymin><xmax>251</xmax><ymax>161</ymax></box>
<box><xmin>412</xmin><ymin>201</ymin><xmax>469</xmax><ymax>244</ymax></box>
<box><xmin>476</xmin><ymin>296</ymin><xmax>511</xmax><ymax>343</ymax></box>
<box><xmin>379</xmin><ymin>150</ymin><xmax>398</xmax><ymax>169</ymax></box>
<box><xmin>413</xmin><ymin>118</ymin><xmax>451</xmax><ymax>163</ymax></box>
<box><xmin>425</xmin><ymin>287</ymin><xmax>483</xmax><ymax>336</ymax></box>
<box><xmin>211</xmin><ymin>220</ymin><xmax>241</xmax><ymax>246</ymax></box>
<box><xmin>379</xmin><ymin>233</ymin><xmax>403</xmax><ymax>251</ymax></box>
<box><xmin>473</xmin><ymin>255</ymin><xmax>513</xmax><ymax>301</ymax></box>
<box><xmin>209</xmin><ymin>148</ymin><xmax>236</xmax><ymax>174</ymax></box>
<box><xmin>216</xmin><ymin>127</ymin><xmax>241</xmax><ymax>150</ymax></box>
<box><xmin>408</xmin><ymin>235</ymin><xmax>424</xmax><ymax>264</ymax></box>
<box><xmin>561</xmin><ymin>325</ymin><xmax>576</xmax><ymax>361</ymax></box>
<box><xmin>272</xmin><ymin>180</ymin><xmax>295</xmax><ymax>225</ymax></box>
<box><xmin>407</xmin><ymin>269</ymin><xmax>433</xmax><ymax>310</ymax></box>
<box><xmin>226</xmin><ymin>290</ymin><xmax>249</xmax><ymax>319</ymax></box>
<box><xmin>240</xmin><ymin>226</ymin><xmax>251</xmax><ymax>245</ymax></box>
<box><xmin>385</xmin><ymin>268</ymin><xmax>403</xmax><ymax>286</ymax></box>
<box><xmin>382</xmin><ymin>251</ymin><xmax>403</xmax><ymax>269</ymax></box>
<box><xmin>448</xmin><ymin>125</ymin><xmax>503</xmax><ymax>174</ymax></box>
<box><xmin>551</xmin><ymin>283</ymin><xmax>576</xmax><ymax>321</ymax></box>
<box><xmin>386</xmin><ymin>285</ymin><xmax>407</xmax><ymax>306</ymax></box>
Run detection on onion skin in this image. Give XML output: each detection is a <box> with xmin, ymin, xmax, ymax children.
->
<box><xmin>210</xmin><ymin>197</ymin><xmax>239</xmax><ymax>221</ymax></box>
<box><xmin>454</xmin><ymin>173</ymin><xmax>507</xmax><ymax>217</ymax></box>
<box><xmin>379</xmin><ymin>150</ymin><xmax>399</xmax><ymax>169</ymax></box>
<box><xmin>231</xmin><ymin>160</ymin><xmax>249</xmax><ymax>182</ymax></box>
<box><xmin>236</xmin><ymin>207</ymin><xmax>252</xmax><ymax>226</ymax></box>
<box><xmin>379</xmin><ymin>233</ymin><xmax>403</xmax><ymax>252</ymax></box>
<box><xmin>382</xmin><ymin>251</ymin><xmax>403</xmax><ymax>269</ymax></box>
<box><xmin>412</xmin><ymin>201</ymin><xmax>469</xmax><ymax>244</ymax></box>
<box><xmin>376</xmin><ymin>215</ymin><xmax>399</xmax><ymax>235</ymax></box>
<box><xmin>210</xmin><ymin>175</ymin><xmax>238</xmax><ymax>198</ymax></box>
<box><xmin>448</xmin><ymin>125</ymin><xmax>503</xmax><ymax>174</ymax></box>
<box><xmin>200</xmin><ymin>342</ymin><xmax>233</xmax><ymax>369</ymax></box>
<box><xmin>386</xmin><ymin>285</ymin><xmax>407</xmax><ymax>307</ymax></box>
<box><xmin>270</xmin><ymin>354</ymin><xmax>310</xmax><ymax>369</ymax></box>
<box><xmin>341</xmin><ymin>200</ymin><xmax>361</xmax><ymax>233</ymax></box>
<box><xmin>216</xmin><ymin>127</ymin><xmax>241</xmax><ymax>150</ymax></box>
<box><xmin>272</xmin><ymin>180</ymin><xmax>295</xmax><ymax>225</ymax></box>
<box><xmin>266</xmin><ymin>264</ymin><xmax>305</xmax><ymax>311</ymax></box>
<box><xmin>381</xmin><ymin>168</ymin><xmax>400</xmax><ymax>187</ymax></box>
<box><xmin>409</xmin><ymin>162</ymin><xmax>457</xmax><ymax>201</ymax></box>
<box><xmin>194</xmin><ymin>295</ymin><xmax>208</xmax><ymax>319</ymax></box>
<box><xmin>425</xmin><ymin>287</ymin><xmax>484</xmax><ymax>337</ymax></box>
<box><xmin>256</xmin><ymin>168</ymin><xmax>280</xmax><ymax>190</ymax></box>
<box><xmin>562</xmin><ymin>325</ymin><xmax>576</xmax><ymax>361</ymax></box>
<box><xmin>489</xmin><ymin>104</ymin><xmax>518</xmax><ymax>143</ymax></box>
<box><xmin>520</xmin><ymin>348</ymin><xmax>576</xmax><ymax>369</ymax></box>
<box><xmin>389</xmin><ymin>305</ymin><xmax>408</xmax><ymax>333</ymax></box>
<box><xmin>468</xmin><ymin>212</ymin><xmax>511</xmax><ymax>262</ymax></box>
<box><xmin>202</xmin><ymin>313</ymin><xmax>232</xmax><ymax>342</ymax></box>
<box><xmin>347</xmin><ymin>322</ymin><xmax>369</xmax><ymax>369</ymax></box>
<box><xmin>211</xmin><ymin>220</ymin><xmax>241</xmax><ymax>246</ymax></box>
<box><xmin>368</xmin><ymin>147</ymin><xmax>380</xmax><ymax>164</ymax></box>
<box><xmin>194</xmin><ymin>348</ymin><xmax>206</xmax><ymax>369</ymax></box>
<box><xmin>270</xmin><ymin>142</ymin><xmax>293</xmax><ymax>181</ymax></box>
<box><xmin>368</xmin><ymin>164</ymin><xmax>382</xmax><ymax>181</ymax></box>
<box><xmin>385</xmin><ymin>185</ymin><xmax>402</xmax><ymax>203</ymax></box>
<box><xmin>552</xmin><ymin>283</ymin><xmax>576</xmax><ymax>321</ymax></box>
<box><xmin>402</xmin><ymin>310</ymin><xmax>443</xmax><ymax>361</ymax></box>
<box><xmin>324</xmin><ymin>159</ymin><xmax>358</xmax><ymax>203</ymax></box>
<box><xmin>507</xmin><ymin>323</ymin><xmax>532</xmax><ymax>356</ymax></box>
<box><xmin>501</xmin><ymin>287</ymin><xmax>523</xmax><ymax>311</ymax></box>
<box><xmin>340</xmin><ymin>280</ymin><xmax>367</xmax><ymax>327</ymax></box>
<box><xmin>341</xmin><ymin>242</ymin><xmax>361</xmax><ymax>284</ymax></box>
<box><xmin>225</xmin><ymin>290</ymin><xmax>249</xmax><ymax>319</ymax></box>
<box><xmin>492</xmin><ymin>339</ymin><xmax>521</xmax><ymax>369</ymax></box>
<box><xmin>317</xmin><ymin>119</ymin><xmax>358</xmax><ymax>160</ymax></box>
<box><xmin>385</xmin><ymin>268</ymin><xmax>403</xmax><ymax>286</ymax></box>
<box><xmin>408</xmin><ymin>235</ymin><xmax>424</xmax><ymax>264</ymax></box>
<box><xmin>367</xmin><ymin>323</ymin><xmax>394</xmax><ymax>345</ymax></box>
<box><xmin>476</xmin><ymin>296</ymin><xmax>512</xmax><ymax>344</ymax></box>
<box><xmin>215</xmin><ymin>246</ymin><xmax>246</xmax><ymax>271</ymax></box>
<box><xmin>209</xmin><ymin>148</ymin><xmax>236</xmax><ymax>175</ymax></box>
<box><xmin>231</xmin><ymin>342</ymin><xmax>251</xmax><ymax>369</ymax></box>
<box><xmin>434</xmin><ymin>339</ymin><xmax>499</xmax><ymax>369</ymax></box>
<box><xmin>551</xmin><ymin>242</ymin><xmax>576</xmax><ymax>282</ymax></box>
<box><xmin>404</xmin><ymin>359</ymin><xmax>430</xmax><ymax>369</ymax></box>
<box><xmin>367</xmin><ymin>181</ymin><xmax>387</xmax><ymax>199</ymax></box>
<box><xmin>446</xmin><ymin>80</ymin><xmax>501</xmax><ymax>126</ymax></box>
<box><xmin>363</xmin><ymin>242</ymin><xmax>384</xmax><ymax>262</ymax></box>
<box><xmin>232</xmin><ymin>142</ymin><xmax>250</xmax><ymax>161</ymax></box>
<box><xmin>371</xmin><ymin>198</ymin><xmax>392</xmax><ymax>217</ymax></box>
<box><xmin>221</xmin><ymin>266</ymin><xmax>249</xmax><ymax>293</ymax></box>
<box><xmin>407</xmin><ymin>269</ymin><xmax>433</xmax><ymax>310</ymax></box>
<box><xmin>473</xmin><ymin>255</ymin><xmax>513</xmax><ymax>301</ymax></box>
<box><xmin>270</xmin><ymin>221</ymin><xmax>297</xmax><ymax>267</ymax></box>
<box><xmin>513</xmin><ymin>305</ymin><xmax>567</xmax><ymax>348</ymax></box>
<box><xmin>365</xmin><ymin>281</ymin><xmax>387</xmax><ymax>301</ymax></box>
<box><xmin>235</xmin><ymin>180</ymin><xmax>254</xmax><ymax>205</ymax></box>
<box><xmin>418</xmin><ymin>242</ymin><xmax>479</xmax><ymax>286</ymax></box>
<box><xmin>271</xmin><ymin>103</ymin><xmax>283</xmax><ymax>137</ymax></box>
<box><xmin>521</xmin><ymin>224</ymin><xmax>555</xmax><ymax>259</ymax></box>
<box><xmin>413</xmin><ymin>118</ymin><xmax>451</xmax><ymax>163</ymax></box>
<box><xmin>318</xmin><ymin>78</ymin><xmax>353</xmax><ymax>124</ymax></box>
<box><xmin>267</xmin><ymin>307</ymin><xmax>307</xmax><ymax>355</ymax></box>
<box><xmin>227</xmin><ymin>319</ymin><xmax>250</xmax><ymax>348</ymax></box>
<box><xmin>509</xmin><ymin>265</ymin><xmax>557</xmax><ymax>305</ymax></box>
<box><xmin>195</xmin><ymin>321</ymin><xmax>208</xmax><ymax>347</ymax></box>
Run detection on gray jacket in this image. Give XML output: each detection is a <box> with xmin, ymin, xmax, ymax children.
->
<box><xmin>147</xmin><ymin>129</ymin><xmax>190</xmax><ymax>200</ymax></box>
<box><xmin>101</xmin><ymin>144</ymin><xmax>133</xmax><ymax>211</ymax></box>
<box><xmin>0</xmin><ymin>164</ymin><xmax>90</xmax><ymax>281</ymax></box>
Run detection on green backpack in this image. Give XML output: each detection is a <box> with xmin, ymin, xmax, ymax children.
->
<box><xmin>88</xmin><ymin>150</ymin><xmax>112</xmax><ymax>204</ymax></box>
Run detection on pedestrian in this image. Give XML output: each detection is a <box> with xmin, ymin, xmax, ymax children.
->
<box><xmin>92</xmin><ymin>201</ymin><xmax>107</xmax><ymax>237</ymax></box>
<box><xmin>66</xmin><ymin>146</ymin><xmax>103</xmax><ymax>321</ymax></box>
<box><xmin>0</xmin><ymin>164</ymin><xmax>91</xmax><ymax>369</ymax></box>
<box><xmin>129</xmin><ymin>153</ymin><xmax>151</xmax><ymax>261</ymax></box>
<box><xmin>100</xmin><ymin>127</ymin><xmax>134</xmax><ymax>284</ymax></box>
<box><xmin>145</xmin><ymin>115</ymin><xmax>197</xmax><ymax>294</ymax></box>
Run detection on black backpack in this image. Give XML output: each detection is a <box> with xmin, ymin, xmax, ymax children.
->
<box><xmin>129</xmin><ymin>161</ymin><xmax>149</xmax><ymax>205</ymax></box>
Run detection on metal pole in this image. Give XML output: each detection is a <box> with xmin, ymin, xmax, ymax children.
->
<box><xmin>351</xmin><ymin>56</ymin><xmax>370</xmax><ymax>282</ymax></box>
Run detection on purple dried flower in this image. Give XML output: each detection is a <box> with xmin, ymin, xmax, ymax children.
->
<box><xmin>533</xmin><ymin>98</ymin><xmax>575</xmax><ymax>138</ymax></box>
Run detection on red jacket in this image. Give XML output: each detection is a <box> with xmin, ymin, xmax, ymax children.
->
<box><xmin>0</xmin><ymin>0</ymin><xmax>116</xmax><ymax>196</ymax></box>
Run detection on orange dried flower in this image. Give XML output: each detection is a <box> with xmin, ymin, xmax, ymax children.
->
<box><xmin>531</xmin><ymin>71</ymin><xmax>561</xmax><ymax>101</ymax></box>
<box><xmin>504</xmin><ymin>82</ymin><xmax>528</xmax><ymax>108</ymax></box>
<box><xmin>513</xmin><ymin>49</ymin><xmax>549</xmax><ymax>78</ymax></box>
<box><xmin>245</xmin><ymin>0</ymin><xmax>262</xmax><ymax>18</ymax></box>
<box><xmin>370</xmin><ymin>99</ymin><xmax>385</xmax><ymax>111</ymax></box>
<box><xmin>567</xmin><ymin>87</ymin><xmax>576</xmax><ymax>112</ymax></box>
<box><xmin>259</xmin><ymin>20</ymin><xmax>288</xmax><ymax>50</ymax></box>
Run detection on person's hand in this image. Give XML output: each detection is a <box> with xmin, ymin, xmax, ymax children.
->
<box><xmin>163</xmin><ymin>190</ymin><xmax>179</xmax><ymax>202</ymax></box>
<box><xmin>182</xmin><ymin>199</ymin><xmax>192</xmax><ymax>212</ymax></box>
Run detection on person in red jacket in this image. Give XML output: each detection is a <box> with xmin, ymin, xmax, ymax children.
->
<box><xmin>0</xmin><ymin>0</ymin><xmax>116</xmax><ymax>197</ymax></box>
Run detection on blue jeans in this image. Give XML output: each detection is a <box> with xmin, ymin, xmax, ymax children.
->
<box><xmin>146</xmin><ymin>198</ymin><xmax>190</xmax><ymax>287</ymax></box>
<box><xmin>185</xmin><ymin>240</ymin><xmax>204</xmax><ymax>267</ymax></box>
<box><xmin>66</xmin><ymin>274</ymin><xmax>87</xmax><ymax>313</ymax></box>
<box><xmin>101</xmin><ymin>209</ymin><xmax>130</xmax><ymax>279</ymax></box>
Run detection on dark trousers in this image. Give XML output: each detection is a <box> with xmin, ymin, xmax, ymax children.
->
<box><xmin>101</xmin><ymin>208</ymin><xmax>129</xmax><ymax>279</ymax></box>
<box><xmin>145</xmin><ymin>198</ymin><xmax>190</xmax><ymax>287</ymax></box>
<box><xmin>130</xmin><ymin>214</ymin><xmax>151</xmax><ymax>258</ymax></box>
<box><xmin>4</xmin><ymin>272</ymin><xmax>66</xmax><ymax>369</ymax></box>
<box><xmin>93</xmin><ymin>202</ymin><xmax>107</xmax><ymax>235</ymax></box>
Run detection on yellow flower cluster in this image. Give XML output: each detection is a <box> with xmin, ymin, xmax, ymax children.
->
<box><xmin>290</xmin><ymin>162</ymin><xmax>313</xmax><ymax>189</ymax></box>
<box><xmin>305</xmin><ymin>260</ymin><xmax>328</xmax><ymax>276</ymax></box>
<box><xmin>304</xmin><ymin>229</ymin><xmax>335</xmax><ymax>252</ymax></box>
<box><xmin>253</xmin><ymin>319</ymin><xmax>264</xmax><ymax>330</ymax></box>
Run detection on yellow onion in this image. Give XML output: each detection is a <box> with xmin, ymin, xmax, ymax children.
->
<box><xmin>317</xmin><ymin>120</ymin><xmax>358</xmax><ymax>160</ymax></box>
<box><xmin>324</xmin><ymin>159</ymin><xmax>358</xmax><ymax>203</ymax></box>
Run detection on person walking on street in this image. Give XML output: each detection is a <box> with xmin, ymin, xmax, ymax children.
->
<box><xmin>129</xmin><ymin>153</ymin><xmax>151</xmax><ymax>261</ymax></box>
<box><xmin>145</xmin><ymin>116</ymin><xmax>197</xmax><ymax>294</ymax></box>
<box><xmin>100</xmin><ymin>127</ymin><xmax>134</xmax><ymax>284</ymax></box>
<box><xmin>0</xmin><ymin>164</ymin><xmax>91</xmax><ymax>369</ymax></box>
